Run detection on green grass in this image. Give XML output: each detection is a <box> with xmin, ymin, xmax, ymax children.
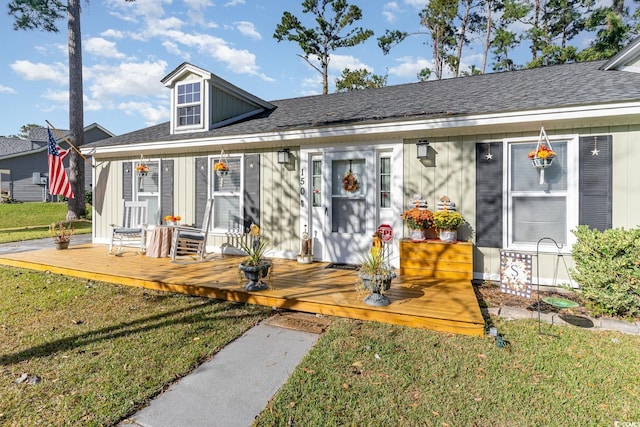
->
<box><xmin>0</xmin><ymin>266</ymin><xmax>271</xmax><ymax>426</ymax></box>
<box><xmin>0</xmin><ymin>202</ymin><xmax>92</xmax><ymax>243</ymax></box>
<box><xmin>255</xmin><ymin>318</ymin><xmax>640</xmax><ymax>426</ymax></box>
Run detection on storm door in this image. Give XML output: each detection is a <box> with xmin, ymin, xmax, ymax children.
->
<box><xmin>321</xmin><ymin>150</ymin><xmax>376</xmax><ymax>264</ymax></box>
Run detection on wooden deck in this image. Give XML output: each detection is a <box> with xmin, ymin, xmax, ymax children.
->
<box><xmin>0</xmin><ymin>243</ymin><xmax>485</xmax><ymax>336</ymax></box>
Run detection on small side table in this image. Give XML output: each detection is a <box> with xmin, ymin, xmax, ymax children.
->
<box><xmin>146</xmin><ymin>226</ymin><xmax>174</xmax><ymax>258</ymax></box>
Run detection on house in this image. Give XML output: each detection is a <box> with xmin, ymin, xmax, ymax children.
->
<box><xmin>82</xmin><ymin>37</ymin><xmax>640</xmax><ymax>285</ymax></box>
<box><xmin>0</xmin><ymin>124</ymin><xmax>114</xmax><ymax>202</ymax></box>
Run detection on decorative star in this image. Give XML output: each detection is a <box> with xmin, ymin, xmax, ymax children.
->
<box><xmin>485</xmin><ymin>152</ymin><xmax>494</xmax><ymax>160</ymax></box>
<box><xmin>591</xmin><ymin>147</ymin><xmax>600</xmax><ymax>156</ymax></box>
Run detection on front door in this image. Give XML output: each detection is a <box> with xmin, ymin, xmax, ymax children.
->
<box><xmin>319</xmin><ymin>150</ymin><xmax>376</xmax><ymax>264</ymax></box>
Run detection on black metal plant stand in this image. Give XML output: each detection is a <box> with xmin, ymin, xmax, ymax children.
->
<box><xmin>535</xmin><ymin>237</ymin><xmax>574</xmax><ymax>336</ymax></box>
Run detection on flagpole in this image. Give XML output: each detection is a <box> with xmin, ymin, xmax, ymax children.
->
<box><xmin>45</xmin><ymin>120</ymin><xmax>88</xmax><ymax>161</ymax></box>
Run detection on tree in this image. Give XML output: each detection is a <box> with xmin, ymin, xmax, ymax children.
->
<box><xmin>9</xmin><ymin>0</ymin><xmax>86</xmax><ymax>219</ymax></box>
<box><xmin>578</xmin><ymin>2</ymin><xmax>639</xmax><ymax>61</ymax></box>
<box><xmin>335</xmin><ymin>68</ymin><xmax>387</xmax><ymax>92</ymax></box>
<box><xmin>14</xmin><ymin>124</ymin><xmax>41</xmax><ymax>139</ymax></box>
<box><xmin>273</xmin><ymin>0</ymin><xmax>373</xmax><ymax>95</ymax></box>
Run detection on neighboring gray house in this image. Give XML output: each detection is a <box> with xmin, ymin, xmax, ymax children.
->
<box><xmin>0</xmin><ymin>124</ymin><xmax>114</xmax><ymax>202</ymax></box>
<box><xmin>82</xmin><ymin>37</ymin><xmax>640</xmax><ymax>285</ymax></box>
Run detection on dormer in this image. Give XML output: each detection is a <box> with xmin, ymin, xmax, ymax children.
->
<box><xmin>161</xmin><ymin>63</ymin><xmax>276</xmax><ymax>135</ymax></box>
<box><xmin>601</xmin><ymin>35</ymin><xmax>640</xmax><ymax>74</ymax></box>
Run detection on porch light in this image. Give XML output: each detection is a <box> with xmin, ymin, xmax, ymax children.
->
<box><xmin>277</xmin><ymin>148</ymin><xmax>291</xmax><ymax>164</ymax></box>
<box><xmin>416</xmin><ymin>139</ymin><xmax>429</xmax><ymax>159</ymax></box>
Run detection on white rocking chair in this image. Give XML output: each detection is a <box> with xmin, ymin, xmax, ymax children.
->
<box><xmin>170</xmin><ymin>199</ymin><xmax>214</xmax><ymax>263</ymax></box>
<box><xmin>109</xmin><ymin>200</ymin><xmax>148</xmax><ymax>255</ymax></box>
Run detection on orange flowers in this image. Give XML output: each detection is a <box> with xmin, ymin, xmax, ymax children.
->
<box><xmin>164</xmin><ymin>215</ymin><xmax>181</xmax><ymax>223</ymax></box>
<box><xmin>528</xmin><ymin>144</ymin><xmax>556</xmax><ymax>160</ymax></box>
<box><xmin>401</xmin><ymin>207</ymin><xmax>434</xmax><ymax>230</ymax></box>
<box><xmin>214</xmin><ymin>161</ymin><xmax>228</xmax><ymax>171</ymax></box>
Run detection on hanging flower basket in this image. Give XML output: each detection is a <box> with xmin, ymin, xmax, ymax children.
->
<box><xmin>135</xmin><ymin>164</ymin><xmax>149</xmax><ymax>177</ymax></box>
<box><xmin>528</xmin><ymin>127</ymin><xmax>556</xmax><ymax>184</ymax></box>
<box><xmin>531</xmin><ymin>156</ymin><xmax>554</xmax><ymax>168</ymax></box>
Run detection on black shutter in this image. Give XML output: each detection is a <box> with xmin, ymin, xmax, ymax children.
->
<box><xmin>194</xmin><ymin>157</ymin><xmax>208</xmax><ymax>228</ymax></box>
<box><xmin>160</xmin><ymin>160</ymin><xmax>174</xmax><ymax>224</ymax></box>
<box><xmin>123</xmin><ymin>161</ymin><xmax>132</xmax><ymax>202</ymax></box>
<box><xmin>579</xmin><ymin>135</ymin><xmax>612</xmax><ymax>231</ymax></box>
<box><xmin>475</xmin><ymin>142</ymin><xmax>503</xmax><ymax>247</ymax></box>
<box><xmin>243</xmin><ymin>154</ymin><xmax>260</xmax><ymax>232</ymax></box>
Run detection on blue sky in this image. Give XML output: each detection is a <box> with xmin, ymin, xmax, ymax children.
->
<box><xmin>0</xmin><ymin>0</ymin><xmax>627</xmax><ymax>138</ymax></box>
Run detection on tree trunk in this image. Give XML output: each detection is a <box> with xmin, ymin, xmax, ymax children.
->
<box><xmin>482</xmin><ymin>0</ymin><xmax>493</xmax><ymax>74</ymax></box>
<box><xmin>66</xmin><ymin>0</ymin><xmax>86</xmax><ymax>220</ymax></box>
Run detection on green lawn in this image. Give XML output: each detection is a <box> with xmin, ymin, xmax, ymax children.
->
<box><xmin>255</xmin><ymin>318</ymin><xmax>640</xmax><ymax>426</ymax></box>
<box><xmin>0</xmin><ymin>202</ymin><xmax>91</xmax><ymax>243</ymax></box>
<box><xmin>0</xmin><ymin>266</ymin><xmax>271</xmax><ymax>426</ymax></box>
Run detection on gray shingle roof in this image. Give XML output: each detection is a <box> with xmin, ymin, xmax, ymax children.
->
<box><xmin>87</xmin><ymin>60</ymin><xmax>640</xmax><ymax>149</ymax></box>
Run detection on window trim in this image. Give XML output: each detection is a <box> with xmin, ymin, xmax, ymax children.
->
<box><xmin>175</xmin><ymin>80</ymin><xmax>203</xmax><ymax>130</ymax></box>
<box><xmin>502</xmin><ymin>134</ymin><xmax>579</xmax><ymax>254</ymax></box>
<box><xmin>133</xmin><ymin>159</ymin><xmax>161</xmax><ymax>226</ymax></box>
<box><xmin>208</xmin><ymin>154</ymin><xmax>244</xmax><ymax>233</ymax></box>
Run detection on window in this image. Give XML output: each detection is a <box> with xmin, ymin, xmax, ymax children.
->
<box><xmin>506</xmin><ymin>136</ymin><xmax>577</xmax><ymax>251</ymax></box>
<box><xmin>177</xmin><ymin>82</ymin><xmax>201</xmax><ymax>126</ymax></box>
<box><xmin>312</xmin><ymin>159</ymin><xmax>322</xmax><ymax>207</ymax></box>
<box><xmin>134</xmin><ymin>160</ymin><xmax>160</xmax><ymax>225</ymax></box>
<box><xmin>379</xmin><ymin>156</ymin><xmax>391</xmax><ymax>208</ymax></box>
<box><xmin>210</xmin><ymin>157</ymin><xmax>242</xmax><ymax>231</ymax></box>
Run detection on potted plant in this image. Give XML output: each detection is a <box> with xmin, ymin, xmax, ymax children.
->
<box><xmin>238</xmin><ymin>224</ymin><xmax>272</xmax><ymax>291</ymax></box>
<box><xmin>528</xmin><ymin>144</ymin><xmax>556</xmax><ymax>168</ymax></box>
<box><xmin>433</xmin><ymin>210</ymin><xmax>465</xmax><ymax>243</ymax></box>
<box><xmin>400</xmin><ymin>203</ymin><xmax>434</xmax><ymax>242</ymax></box>
<box><xmin>214</xmin><ymin>160</ymin><xmax>229</xmax><ymax>177</ymax></box>
<box><xmin>135</xmin><ymin>163</ymin><xmax>149</xmax><ymax>177</ymax></box>
<box><xmin>50</xmin><ymin>221</ymin><xmax>74</xmax><ymax>250</ymax></box>
<box><xmin>356</xmin><ymin>243</ymin><xmax>397</xmax><ymax>307</ymax></box>
<box><xmin>164</xmin><ymin>214</ymin><xmax>181</xmax><ymax>226</ymax></box>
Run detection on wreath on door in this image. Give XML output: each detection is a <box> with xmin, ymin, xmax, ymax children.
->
<box><xmin>342</xmin><ymin>160</ymin><xmax>360</xmax><ymax>192</ymax></box>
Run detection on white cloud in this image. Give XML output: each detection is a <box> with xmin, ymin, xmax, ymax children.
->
<box><xmin>85</xmin><ymin>37</ymin><xmax>127</xmax><ymax>59</ymax></box>
<box><xmin>184</xmin><ymin>0</ymin><xmax>213</xmax><ymax>8</ymax></box>
<box><xmin>388</xmin><ymin>56</ymin><xmax>432</xmax><ymax>79</ymax></box>
<box><xmin>0</xmin><ymin>85</ymin><xmax>16</xmax><ymax>94</ymax></box>
<box><xmin>41</xmin><ymin>89</ymin><xmax>68</xmax><ymax>103</ymax></box>
<box><xmin>158</xmin><ymin>30</ymin><xmax>272</xmax><ymax>80</ymax></box>
<box><xmin>118</xmin><ymin>100</ymin><xmax>170</xmax><ymax>126</ymax></box>
<box><xmin>383</xmin><ymin>2</ymin><xmax>401</xmax><ymax>23</ymax></box>
<box><xmin>100</xmin><ymin>29</ymin><xmax>124</xmax><ymax>39</ymax></box>
<box><xmin>10</xmin><ymin>61</ymin><xmax>67</xmax><ymax>85</ymax></box>
<box><xmin>225</xmin><ymin>0</ymin><xmax>245</xmax><ymax>6</ymax></box>
<box><xmin>235</xmin><ymin>21</ymin><xmax>261</xmax><ymax>40</ymax></box>
<box><xmin>329</xmin><ymin>54</ymin><xmax>372</xmax><ymax>73</ymax></box>
<box><xmin>403</xmin><ymin>0</ymin><xmax>426</xmax><ymax>9</ymax></box>
<box><xmin>85</xmin><ymin>60</ymin><xmax>168</xmax><ymax>100</ymax></box>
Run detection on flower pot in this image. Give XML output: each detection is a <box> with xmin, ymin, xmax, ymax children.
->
<box><xmin>531</xmin><ymin>157</ymin><xmax>553</xmax><ymax>169</ymax></box>
<box><xmin>297</xmin><ymin>255</ymin><xmax>313</xmax><ymax>264</ymax></box>
<box><xmin>409</xmin><ymin>228</ymin><xmax>428</xmax><ymax>242</ymax></box>
<box><xmin>54</xmin><ymin>240</ymin><xmax>70</xmax><ymax>250</ymax></box>
<box><xmin>216</xmin><ymin>170</ymin><xmax>229</xmax><ymax>178</ymax></box>
<box><xmin>357</xmin><ymin>272</ymin><xmax>396</xmax><ymax>306</ymax></box>
<box><xmin>438</xmin><ymin>230</ymin><xmax>457</xmax><ymax>243</ymax></box>
<box><xmin>137</xmin><ymin>171</ymin><xmax>148</xmax><ymax>177</ymax></box>
<box><xmin>239</xmin><ymin>261</ymin><xmax>272</xmax><ymax>291</ymax></box>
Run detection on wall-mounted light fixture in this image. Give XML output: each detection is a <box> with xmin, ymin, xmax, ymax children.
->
<box><xmin>416</xmin><ymin>139</ymin><xmax>429</xmax><ymax>159</ymax></box>
<box><xmin>277</xmin><ymin>148</ymin><xmax>291</xmax><ymax>164</ymax></box>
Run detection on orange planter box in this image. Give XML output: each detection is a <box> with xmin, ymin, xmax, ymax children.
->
<box><xmin>399</xmin><ymin>240</ymin><xmax>473</xmax><ymax>281</ymax></box>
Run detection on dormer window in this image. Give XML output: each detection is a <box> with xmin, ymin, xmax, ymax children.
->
<box><xmin>177</xmin><ymin>82</ymin><xmax>201</xmax><ymax>126</ymax></box>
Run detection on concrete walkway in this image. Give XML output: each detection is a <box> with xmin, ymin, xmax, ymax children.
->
<box><xmin>118</xmin><ymin>320</ymin><xmax>321</xmax><ymax>427</ymax></box>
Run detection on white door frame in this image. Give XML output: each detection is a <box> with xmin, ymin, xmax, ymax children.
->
<box><xmin>299</xmin><ymin>142</ymin><xmax>403</xmax><ymax>266</ymax></box>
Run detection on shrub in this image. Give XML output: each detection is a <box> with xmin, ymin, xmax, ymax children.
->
<box><xmin>571</xmin><ymin>225</ymin><xmax>640</xmax><ymax>318</ymax></box>
<box><xmin>85</xmin><ymin>191</ymin><xmax>92</xmax><ymax>205</ymax></box>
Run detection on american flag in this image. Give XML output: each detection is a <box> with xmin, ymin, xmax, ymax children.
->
<box><xmin>47</xmin><ymin>128</ymin><xmax>74</xmax><ymax>199</ymax></box>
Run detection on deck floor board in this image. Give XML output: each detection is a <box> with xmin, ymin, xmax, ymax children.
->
<box><xmin>0</xmin><ymin>244</ymin><xmax>485</xmax><ymax>336</ymax></box>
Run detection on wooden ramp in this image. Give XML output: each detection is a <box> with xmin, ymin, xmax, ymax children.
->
<box><xmin>0</xmin><ymin>244</ymin><xmax>485</xmax><ymax>336</ymax></box>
